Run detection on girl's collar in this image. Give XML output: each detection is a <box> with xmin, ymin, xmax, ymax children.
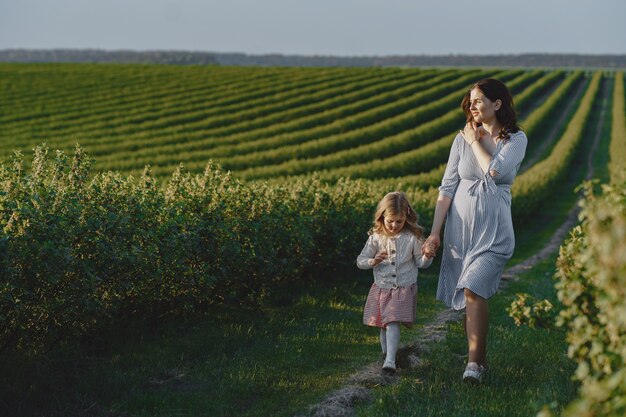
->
<box><xmin>386</xmin><ymin>229</ymin><xmax>408</xmax><ymax>239</ymax></box>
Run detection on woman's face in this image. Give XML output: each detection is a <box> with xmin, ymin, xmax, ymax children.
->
<box><xmin>469</xmin><ymin>88</ymin><xmax>501</xmax><ymax>125</ymax></box>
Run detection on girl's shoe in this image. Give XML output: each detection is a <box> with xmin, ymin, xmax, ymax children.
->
<box><xmin>462</xmin><ymin>362</ymin><xmax>486</xmax><ymax>384</ymax></box>
<box><xmin>382</xmin><ymin>360</ymin><xmax>396</xmax><ymax>372</ymax></box>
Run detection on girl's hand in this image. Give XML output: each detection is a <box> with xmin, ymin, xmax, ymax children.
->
<box><xmin>460</xmin><ymin>121</ymin><xmax>485</xmax><ymax>146</ymax></box>
<box><xmin>422</xmin><ymin>235</ymin><xmax>440</xmax><ymax>258</ymax></box>
<box><xmin>372</xmin><ymin>250</ymin><xmax>388</xmax><ymax>266</ymax></box>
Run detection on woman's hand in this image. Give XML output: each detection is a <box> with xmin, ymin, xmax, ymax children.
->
<box><xmin>372</xmin><ymin>250</ymin><xmax>388</xmax><ymax>266</ymax></box>
<box><xmin>460</xmin><ymin>121</ymin><xmax>485</xmax><ymax>146</ymax></box>
<box><xmin>422</xmin><ymin>235</ymin><xmax>440</xmax><ymax>258</ymax></box>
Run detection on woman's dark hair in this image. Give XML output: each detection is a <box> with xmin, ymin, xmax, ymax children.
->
<box><xmin>461</xmin><ymin>78</ymin><xmax>520</xmax><ymax>140</ymax></box>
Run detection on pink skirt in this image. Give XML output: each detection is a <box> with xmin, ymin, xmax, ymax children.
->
<box><xmin>363</xmin><ymin>283</ymin><xmax>417</xmax><ymax>328</ymax></box>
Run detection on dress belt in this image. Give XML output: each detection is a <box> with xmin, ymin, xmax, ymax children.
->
<box><xmin>466</xmin><ymin>175</ymin><xmax>498</xmax><ymax>196</ymax></box>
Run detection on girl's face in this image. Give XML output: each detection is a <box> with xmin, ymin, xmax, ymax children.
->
<box><xmin>469</xmin><ymin>88</ymin><xmax>501</xmax><ymax>125</ymax></box>
<box><xmin>383</xmin><ymin>213</ymin><xmax>406</xmax><ymax>236</ymax></box>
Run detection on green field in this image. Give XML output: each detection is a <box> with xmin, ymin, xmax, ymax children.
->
<box><xmin>1</xmin><ymin>63</ymin><xmax>624</xmax><ymax>417</ymax></box>
<box><xmin>0</xmin><ymin>64</ymin><xmax>582</xmax><ymax>185</ymax></box>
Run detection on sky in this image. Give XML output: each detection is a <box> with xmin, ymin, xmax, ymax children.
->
<box><xmin>1</xmin><ymin>0</ymin><xmax>625</xmax><ymax>56</ymax></box>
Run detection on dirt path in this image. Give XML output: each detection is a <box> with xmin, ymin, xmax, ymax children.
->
<box><xmin>300</xmin><ymin>77</ymin><xmax>609</xmax><ymax>417</ymax></box>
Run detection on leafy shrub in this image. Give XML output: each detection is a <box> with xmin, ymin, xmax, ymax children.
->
<box><xmin>0</xmin><ymin>145</ymin><xmax>437</xmax><ymax>353</ymax></box>
<box><xmin>507</xmin><ymin>293</ymin><xmax>554</xmax><ymax>328</ymax></box>
<box><xmin>548</xmin><ymin>178</ymin><xmax>626</xmax><ymax>417</ymax></box>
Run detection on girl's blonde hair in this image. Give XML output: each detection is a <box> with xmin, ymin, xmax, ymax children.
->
<box><xmin>370</xmin><ymin>191</ymin><xmax>424</xmax><ymax>238</ymax></box>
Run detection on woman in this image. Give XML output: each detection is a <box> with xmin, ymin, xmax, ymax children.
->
<box><xmin>423</xmin><ymin>78</ymin><xmax>527</xmax><ymax>383</ymax></box>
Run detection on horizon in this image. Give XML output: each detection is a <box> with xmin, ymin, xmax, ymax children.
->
<box><xmin>3</xmin><ymin>48</ymin><xmax>626</xmax><ymax>58</ymax></box>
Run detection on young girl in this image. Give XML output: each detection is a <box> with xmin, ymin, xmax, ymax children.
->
<box><xmin>357</xmin><ymin>191</ymin><xmax>434</xmax><ymax>372</ymax></box>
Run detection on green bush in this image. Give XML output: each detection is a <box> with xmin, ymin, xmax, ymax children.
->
<box><xmin>549</xmin><ymin>177</ymin><xmax>626</xmax><ymax>417</ymax></box>
<box><xmin>507</xmin><ymin>293</ymin><xmax>554</xmax><ymax>328</ymax></box>
<box><xmin>0</xmin><ymin>145</ymin><xmax>438</xmax><ymax>354</ymax></box>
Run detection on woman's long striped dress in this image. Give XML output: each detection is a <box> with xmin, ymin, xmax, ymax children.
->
<box><xmin>436</xmin><ymin>131</ymin><xmax>527</xmax><ymax>310</ymax></box>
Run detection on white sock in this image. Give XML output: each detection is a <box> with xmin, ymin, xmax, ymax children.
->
<box><xmin>384</xmin><ymin>322</ymin><xmax>400</xmax><ymax>365</ymax></box>
<box><xmin>380</xmin><ymin>328</ymin><xmax>387</xmax><ymax>354</ymax></box>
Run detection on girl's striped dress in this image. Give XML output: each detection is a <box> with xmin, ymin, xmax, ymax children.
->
<box><xmin>436</xmin><ymin>131</ymin><xmax>527</xmax><ymax>310</ymax></box>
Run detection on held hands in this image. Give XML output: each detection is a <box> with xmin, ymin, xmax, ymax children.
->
<box><xmin>460</xmin><ymin>121</ymin><xmax>485</xmax><ymax>146</ymax></box>
<box><xmin>422</xmin><ymin>234</ymin><xmax>440</xmax><ymax>258</ymax></box>
<box><xmin>371</xmin><ymin>250</ymin><xmax>388</xmax><ymax>266</ymax></box>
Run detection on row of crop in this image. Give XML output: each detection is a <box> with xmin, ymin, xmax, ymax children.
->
<box><xmin>124</xmin><ymin>69</ymin><xmax>409</xmax><ymax>138</ymax></box>
<box><xmin>0</xmin><ymin>63</ymin><xmax>335</xmax><ymax>120</ymax></box>
<box><xmin>609</xmin><ymin>72</ymin><xmax>626</xmax><ymax>182</ymax></box>
<box><xmin>81</xmin><ymin>68</ymin><xmax>444</xmax><ymax>156</ymax></box>
<box><xmin>212</xmin><ymin>70</ymin><xmax>538</xmax><ymax>158</ymax></box>
<box><xmin>52</xmin><ymin>71</ymin><xmax>433</xmax><ymax>159</ymax></box>
<box><xmin>1</xmin><ymin>67</ymin><xmax>310</xmax><ymax>134</ymax></box>
<box><xmin>219</xmin><ymin>70</ymin><xmax>531</xmax><ymax>180</ymax></box>
<box><xmin>550</xmin><ymin>173</ymin><xmax>626</xmax><ymax>417</ymax></box>
<box><xmin>132</xmin><ymin>72</ymin><xmax>519</xmax><ymax>176</ymax></box>
<box><xmin>1</xmin><ymin>64</ymin><xmax>262</xmax><ymax>123</ymax></box>
<box><xmin>11</xmin><ymin>66</ymin><xmax>377</xmax><ymax>137</ymax></box>
<box><xmin>1</xmin><ymin>67</ymin><xmax>163</xmax><ymax>114</ymax></box>
<box><xmin>0</xmin><ymin>144</ymin><xmax>436</xmax><ymax>354</ymax></box>
<box><xmin>511</xmin><ymin>71</ymin><xmax>602</xmax><ymax>220</ymax></box>
<box><xmin>361</xmin><ymin>72</ymin><xmax>595</xmax><ymax>210</ymax></box>
<box><xmin>121</xmin><ymin>68</ymin><xmax>575</xmax><ymax>185</ymax></box>
<box><xmin>0</xmin><ymin>69</ymin><xmax>390</xmax><ymax>162</ymax></box>
<box><xmin>3</xmin><ymin>69</ymin><xmax>380</xmax><ymax>155</ymax></box>
<box><xmin>306</xmin><ymin>69</ymin><xmax>565</xmax><ymax>182</ymax></box>
<box><xmin>83</xmin><ymin>69</ymin><xmax>440</xmax><ymax>158</ymax></box>
<box><xmin>7</xmin><ymin>68</ymin><xmax>551</xmax><ymax>181</ymax></box>
<box><xmin>1</xmin><ymin>65</ymin><xmax>367</xmax><ymax>141</ymax></box>
<box><xmin>90</xmin><ymin>68</ymin><xmax>486</xmax><ymax>168</ymax></box>
<box><xmin>77</xmin><ymin>69</ymin><xmax>463</xmax><ymax>159</ymax></box>
<box><xmin>0</xmin><ymin>63</ymin><xmax>191</xmax><ymax>115</ymax></box>
<box><xmin>11</xmin><ymin>68</ymin><xmax>426</xmax><ymax>159</ymax></box>
<box><xmin>1</xmin><ymin>66</ymin><xmax>287</xmax><ymax>143</ymax></box>
<box><xmin>308</xmin><ymin>71</ymin><xmax>593</xmax><ymax>199</ymax></box>
<box><xmin>518</xmin><ymin>72</ymin><xmax>588</xmax><ymax>171</ymax></box>
<box><xmin>329</xmin><ymin>71</ymin><xmax>581</xmax><ymax>196</ymax></box>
